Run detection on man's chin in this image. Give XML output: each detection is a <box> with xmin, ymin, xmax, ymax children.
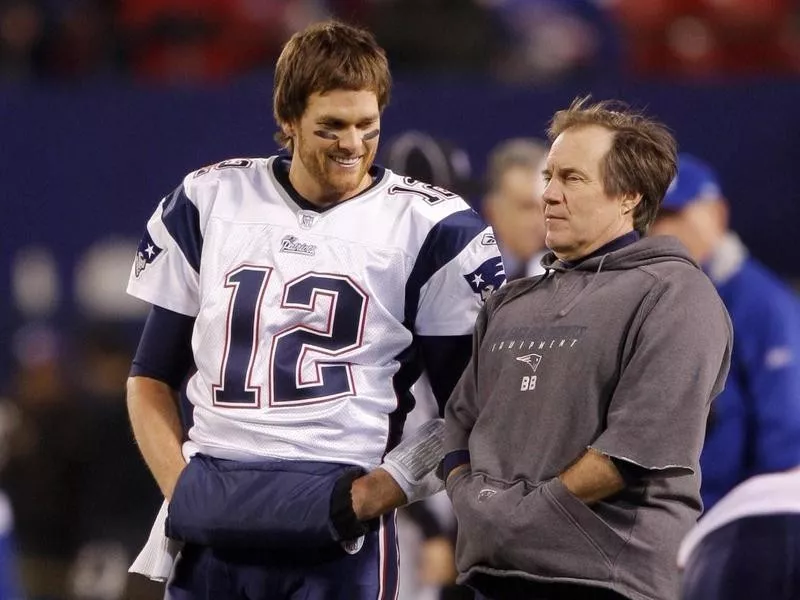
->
<box><xmin>326</xmin><ymin>172</ymin><xmax>370</xmax><ymax>197</ymax></box>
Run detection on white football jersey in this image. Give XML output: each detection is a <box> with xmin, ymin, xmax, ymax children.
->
<box><xmin>127</xmin><ymin>156</ymin><xmax>504</xmax><ymax>469</ymax></box>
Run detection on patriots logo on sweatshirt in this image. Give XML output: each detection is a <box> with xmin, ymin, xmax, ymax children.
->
<box><xmin>516</xmin><ymin>353</ymin><xmax>542</xmax><ymax>373</ymax></box>
<box><xmin>463</xmin><ymin>257</ymin><xmax>505</xmax><ymax>302</ymax></box>
<box><xmin>477</xmin><ymin>488</ymin><xmax>497</xmax><ymax>503</ymax></box>
<box><xmin>134</xmin><ymin>230</ymin><xmax>163</xmax><ymax>278</ymax></box>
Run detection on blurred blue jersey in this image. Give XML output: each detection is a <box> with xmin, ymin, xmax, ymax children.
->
<box><xmin>700</xmin><ymin>234</ymin><xmax>800</xmax><ymax>509</ymax></box>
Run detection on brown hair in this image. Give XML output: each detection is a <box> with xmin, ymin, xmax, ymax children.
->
<box><xmin>547</xmin><ymin>96</ymin><xmax>677</xmax><ymax>235</ymax></box>
<box><xmin>273</xmin><ymin>20</ymin><xmax>391</xmax><ymax>150</ymax></box>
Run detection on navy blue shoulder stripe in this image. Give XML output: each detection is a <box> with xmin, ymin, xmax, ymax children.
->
<box><xmin>161</xmin><ymin>184</ymin><xmax>202</xmax><ymax>274</ymax></box>
<box><xmin>405</xmin><ymin>208</ymin><xmax>487</xmax><ymax>327</ymax></box>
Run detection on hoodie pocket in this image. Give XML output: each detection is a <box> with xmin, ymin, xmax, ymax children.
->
<box><xmin>449</xmin><ymin>472</ymin><xmax>527</xmax><ymax>573</ymax></box>
<box><xmin>500</xmin><ymin>477</ymin><xmax>626</xmax><ymax>581</ymax></box>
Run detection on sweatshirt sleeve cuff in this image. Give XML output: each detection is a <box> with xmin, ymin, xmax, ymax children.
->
<box><xmin>441</xmin><ymin>450</ymin><xmax>471</xmax><ymax>481</ymax></box>
<box><xmin>589</xmin><ymin>444</ymin><xmax>694</xmax><ymax>478</ymax></box>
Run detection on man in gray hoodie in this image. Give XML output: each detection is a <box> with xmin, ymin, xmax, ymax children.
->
<box><xmin>442</xmin><ymin>97</ymin><xmax>733</xmax><ymax>600</ymax></box>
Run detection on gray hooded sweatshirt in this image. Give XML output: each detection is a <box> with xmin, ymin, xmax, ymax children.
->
<box><xmin>444</xmin><ymin>236</ymin><xmax>732</xmax><ymax>600</ymax></box>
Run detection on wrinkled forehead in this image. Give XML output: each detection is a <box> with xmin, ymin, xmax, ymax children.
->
<box><xmin>546</xmin><ymin>125</ymin><xmax>614</xmax><ymax>173</ymax></box>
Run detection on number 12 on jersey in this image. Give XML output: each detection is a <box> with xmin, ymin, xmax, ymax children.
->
<box><xmin>212</xmin><ymin>266</ymin><xmax>369</xmax><ymax>408</ymax></box>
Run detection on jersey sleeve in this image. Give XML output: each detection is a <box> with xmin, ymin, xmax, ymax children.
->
<box><xmin>126</xmin><ymin>180</ymin><xmax>204</xmax><ymax>317</ymax></box>
<box><xmin>407</xmin><ymin>208</ymin><xmax>505</xmax><ymax>337</ymax></box>
<box><xmin>130</xmin><ymin>305</ymin><xmax>196</xmax><ymax>389</ymax></box>
<box><xmin>418</xmin><ymin>334</ymin><xmax>474</xmax><ymax>415</ymax></box>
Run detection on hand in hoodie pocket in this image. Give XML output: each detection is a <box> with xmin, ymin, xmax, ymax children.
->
<box><xmin>448</xmin><ymin>471</ymin><xmax>530</xmax><ymax>573</ymax></box>
<box><xmin>450</xmin><ymin>473</ymin><xmax>626</xmax><ymax>581</ymax></box>
<box><xmin>500</xmin><ymin>477</ymin><xmax>627</xmax><ymax>581</ymax></box>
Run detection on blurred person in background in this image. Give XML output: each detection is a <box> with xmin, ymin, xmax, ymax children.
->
<box><xmin>0</xmin><ymin>0</ymin><xmax>120</xmax><ymax>82</ymax></box>
<box><xmin>125</xmin><ymin>20</ymin><xmax>503</xmax><ymax>599</ymax></box>
<box><xmin>610</xmin><ymin>0</ymin><xmax>800</xmax><ymax>78</ymax></box>
<box><xmin>677</xmin><ymin>467</ymin><xmax>800</xmax><ymax>599</ymax></box>
<box><xmin>43</xmin><ymin>0</ymin><xmax>120</xmax><ymax>80</ymax></box>
<box><xmin>368</xmin><ymin>0</ymin><xmax>504</xmax><ymax>75</ymax></box>
<box><xmin>650</xmin><ymin>153</ymin><xmax>800</xmax><ymax>511</ymax></box>
<box><xmin>488</xmin><ymin>0</ymin><xmax>622</xmax><ymax>85</ymax></box>
<box><xmin>116</xmin><ymin>0</ymin><xmax>330</xmax><ymax>84</ymax></box>
<box><xmin>0</xmin><ymin>0</ymin><xmax>47</xmax><ymax>81</ymax></box>
<box><xmin>69</xmin><ymin>324</ymin><xmax>163</xmax><ymax>600</ymax></box>
<box><xmin>482</xmin><ymin>138</ymin><xmax>549</xmax><ymax>281</ymax></box>
<box><xmin>0</xmin><ymin>324</ymin><xmax>84</xmax><ymax>600</ymax></box>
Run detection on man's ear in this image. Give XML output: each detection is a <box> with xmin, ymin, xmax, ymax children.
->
<box><xmin>622</xmin><ymin>193</ymin><xmax>643</xmax><ymax>214</ymax></box>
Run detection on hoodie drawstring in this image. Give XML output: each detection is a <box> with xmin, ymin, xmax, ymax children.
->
<box><xmin>498</xmin><ymin>268</ymin><xmax>555</xmax><ymax>309</ymax></box>
<box><xmin>557</xmin><ymin>253</ymin><xmax>609</xmax><ymax>317</ymax></box>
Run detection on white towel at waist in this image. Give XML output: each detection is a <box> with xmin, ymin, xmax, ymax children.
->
<box><xmin>128</xmin><ymin>441</ymin><xmax>199</xmax><ymax>581</ymax></box>
<box><xmin>129</xmin><ymin>499</ymin><xmax>182</xmax><ymax>582</ymax></box>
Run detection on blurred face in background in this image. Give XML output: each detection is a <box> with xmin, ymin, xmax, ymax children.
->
<box><xmin>649</xmin><ymin>199</ymin><xmax>727</xmax><ymax>263</ymax></box>
<box><xmin>284</xmin><ymin>89</ymin><xmax>380</xmax><ymax>207</ymax></box>
<box><xmin>542</xmin><ymin>125</ymin><xmax>638</xmax><ymax>261</ymax></box>
<box><xmin>485</xmin><ymin>165</ymin><xmax>546</xmax><ymax>261</ymax></box>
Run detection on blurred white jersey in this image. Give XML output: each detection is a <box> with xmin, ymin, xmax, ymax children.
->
<box><xmin>127</xmin><ymin>156</ymin><xmax>504</xmax><ymax>469</ymax></box>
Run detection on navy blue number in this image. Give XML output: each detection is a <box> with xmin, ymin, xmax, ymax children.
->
<box><xmin>213</xmin><ymin>266</ymin><xmax>272</xmax><ymax>407</ymax></box>
<box><xmin>271</xmin><ymin>274</ymin><xmax>367</xmax><ymax>406</ymax></box>
<box><xmin>214</xmin><ymin>269</ymin><xmax>367</xmax><ymax>408</ymax></box>
<box><xmin>387</xmin><ymin>177</ymin><xmax>457</xmax><ymax>205</ymax></box>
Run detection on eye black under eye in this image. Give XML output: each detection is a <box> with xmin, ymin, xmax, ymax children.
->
<box><xmin>313</xmin><ymin>129</ymin><xmax>339</xmax><ymax>140</ymax></box>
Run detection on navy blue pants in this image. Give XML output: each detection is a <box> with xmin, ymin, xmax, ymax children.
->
<box><xmin>166</xmin><ymin>512</ymin><xmax>398</xmax><ymax>600</ymax></box>
<box><xmin>682</xmin><ymin>513</ymin><xmax>800</xmax><ymax>600</ymax></box>
<box><xmin>164</xmin><ymin>456</ymin><xmax>398</xmax><ymax>599</ymax></box>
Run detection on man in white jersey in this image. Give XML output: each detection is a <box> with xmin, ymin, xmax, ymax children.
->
<box><xmin>125</xmin><ymin>20</ymin><xmax>504</xmax><ymax>600</ymax></box>
<box><xmin>678</xmin><ymin>468</ymin><xmax>800</xmax><ymax>599</ymax></box>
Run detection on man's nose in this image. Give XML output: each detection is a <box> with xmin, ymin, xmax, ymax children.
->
<box><xmin>336</xmin><ymin>128</ymin><xmax>361</xmax><ymax>153</ymax></box>
<box><xmin>542</xmin><ymin>180</ymin><xmax>560</xmax><ymax>204</ymax></box>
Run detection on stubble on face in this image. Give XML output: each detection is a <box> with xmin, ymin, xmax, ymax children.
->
<box><xmin>288</xmin><ymin>90</ymin><xmax>381</xmax><ymax>207</ymax></box>
<box><xmin>295</xmin><ymin>129</ymin><xmax>377</xmax><ymax>200</ymax></box>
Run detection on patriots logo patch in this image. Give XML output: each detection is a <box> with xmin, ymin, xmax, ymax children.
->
<box><xmin>516</xmin><ymin>353</ymin><xmax>542</xmax><ymax>373</ymax></box>
<box><xmin>134</xmin><ymin>230</ymin><xmax>163</xmax><ymax>278</ymax></box>
<box><xmin>464</xmin><ymin>257</ymin><xmax>505</xmax><ymax>302</ymax></box>
<box><xmin>477</xmin><ymin>488</ymin><xmax>497</xmax><ymax>503</ymax></box>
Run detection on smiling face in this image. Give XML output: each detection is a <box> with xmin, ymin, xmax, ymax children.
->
<box><xmin>541</xmin><ymin>124</ymin><xmax>638</xmax><ymax>261</ymax></box>
<box><xmin>283</xmin><ymin>89</ymin><xmax>380</xmax><ymax>207</ymax></box>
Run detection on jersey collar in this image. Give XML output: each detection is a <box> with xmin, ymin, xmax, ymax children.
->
<box><xmin>271</xmin><ymin>154</ymin><xmax>387</xmax><ymax>214</ymax></box>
